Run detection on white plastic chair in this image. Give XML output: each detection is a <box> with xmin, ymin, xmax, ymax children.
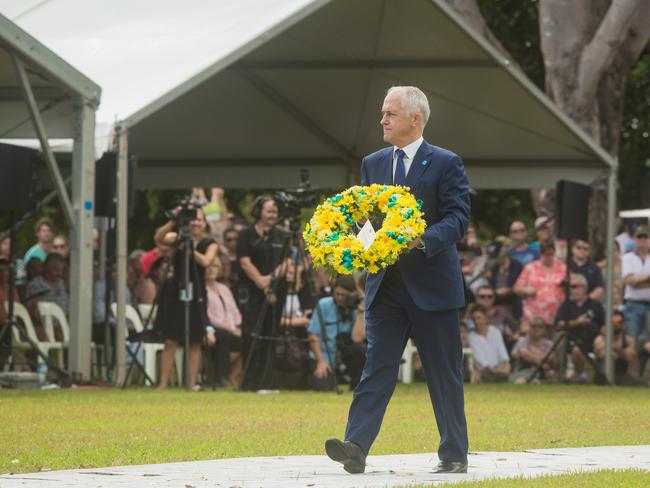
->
<box><xmin>400</xmin><ymin>339</ymin><xmax>419</xmax><ymax>384</ymax></box>
<box><xmin>111</xmin><ymin>303</ymin><xmax>180</xmax><ymax>385</ymax></box>
<box><xmin>463</xmin><ymin>347</ymin><xmax>475</xmax><ymax>383</ymax></box>
<box><xmin>399</xmin><ymin>340</ymin><xmax>475</xmax><ymax>384</ymax></box>
<box><xmin>3</xmin><ymin>301</ymin><xmax>55</xmax><ymax>368</ymax></box>
<box><xmin>36</xmin><ymin>301</ymin><xmax>69</xmax><ymax>368</ymax></box>
<box><xmin>137</xmin><ymin>304</ymin><xmax>157</xmax><ymax>328</ymax></box>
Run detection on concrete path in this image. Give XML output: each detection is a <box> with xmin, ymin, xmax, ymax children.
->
<box><xmin>1</xmin><ymin>445</ymin><xmax>649</xmax><ymax>487</ymax></box>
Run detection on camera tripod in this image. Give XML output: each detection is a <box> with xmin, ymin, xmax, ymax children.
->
<box><xmin>527</xmin><ymin>245</ymin><xmax>608</xmax><ymax>385</ymax></box>
<box><xmin>239</xmin><ymin>218</ymin><xmax>338</xmax><ymax>392</ymax></box>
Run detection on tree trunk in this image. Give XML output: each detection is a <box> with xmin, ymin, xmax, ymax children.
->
<box><xmin>446</xmin><ymin>0</ymin><xmax>650</xmax><ymax>258</ymax></box>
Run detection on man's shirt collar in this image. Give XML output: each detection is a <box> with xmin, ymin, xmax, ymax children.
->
<box><xmin>394</xmin><ymin>136</ymin><xmax>424</xmax><ymax>160</ymax></box>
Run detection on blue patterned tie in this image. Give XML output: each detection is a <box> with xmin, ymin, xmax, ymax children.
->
<box><xmin>394</xmin><ymin>149</ymin><xmax>406</xmax><ymax>186</ymax></box>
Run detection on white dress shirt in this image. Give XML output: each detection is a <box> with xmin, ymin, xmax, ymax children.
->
<box><xmin>392</xmin><ymin>136</ymin><xmax>424</xmax><ymax>182</ymax></box>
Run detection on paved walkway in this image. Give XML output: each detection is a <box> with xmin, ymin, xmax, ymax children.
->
<box><xmin>1</xmin><ymin>445</ymin><xmax>649</xmax><ymax>487</ymax></box>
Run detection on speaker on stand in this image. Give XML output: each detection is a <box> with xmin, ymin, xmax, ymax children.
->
<box><xmin>555</xmin><ymin>180</ymin><xmax>591</xmax><ymax>242</ymax></box>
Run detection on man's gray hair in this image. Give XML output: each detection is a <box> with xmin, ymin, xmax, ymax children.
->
<box><xmin>387</xmin><ymin>86</ymin><xmax>430</xmax><ymax>126</ymax></box>
<box><xmin>570</xmin><ymin>273</ymin><xmax>588</xmax><ymax>287</ymax></box>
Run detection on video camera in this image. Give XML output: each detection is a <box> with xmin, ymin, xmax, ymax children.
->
<box><xmin>165</xmin><ymin>195</ymin><xmax>207</xmax><ymax>234</ymax></box>
<box><xmin>274</xmin><ymin>169</ymin><xmax>317</xmax><ymax>228</ymax></box>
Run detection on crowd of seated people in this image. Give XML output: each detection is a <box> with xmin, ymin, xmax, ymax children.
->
<box><xmin>2</xmin><ymin>190</ymin><xmax>650</xmax><ymax>389</ymax></box>
<box><xmin>459</xmin><ymin>217</ymin><xmax>650</xmax><ymax>386</ymax></box>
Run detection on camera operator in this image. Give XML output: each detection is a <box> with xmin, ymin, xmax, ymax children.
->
<box><xmin>237</xmin><ymin>195</ymin><xmax>291</xmax><ymax>390</ymax></box>
<box><xmin>554</xmin><ymin>273</ymin><xmax>604</xmax><ymax>383</ymax></box>
<box><xmin>154</xmin><ymin>205</ymin><xmax>217</xmax><ymax>390</ymax></box>
<box><xmin>308</xmin><ymin>275</ymin><xmax>366</xmax><ymax>391</ymax></box>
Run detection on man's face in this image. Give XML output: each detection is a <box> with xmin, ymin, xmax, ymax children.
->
<box><xmin>569</xmin><ymin>277</ymin><xmax>587</xmax><ymax>301</ymax></box>
<box><xmin>52</xmin><ymin>237</ymin><xmax>69</xmax><ymax>258</ymax></box>
<box><xmin>635</xmin><ymin>232</ymin><xmax>649</xmax><ymax>252</ymax></box>
<box><xmin>45</xmin><ymin>260</ymin><xmax>64</xmax><ymax>281</ymax></box>
<box><xmin>572</xmin><ymin>240</ymin><xmax>590</xmax><ymax>260</ymax></box>
<box><xmin>333</xmin><ymin>286</ymin><xmax>350</xmax><ymax>308</ymax></box>
<box><xmin>509</xmin><ymin>222</ymin><xmax>527</xmax><ymax>242</ymax></box>
<box><xmin>260</xmin><ymin>201</ymin><xmax>278</xmax><ymax>227</ymax></box>
<box><xmin>380</xmin><ymin>91</ymin><xmax>416</xmax><ymax>147</ymax></box>
<box><xmin>37</xmin><ymin>225</ymin><xmax>53</xmax><ymax>244</ymax></box>
<box><xmin>476</xmin><ymin>289</ymin><xmax>495</xmax><ymax>308</ymax></box>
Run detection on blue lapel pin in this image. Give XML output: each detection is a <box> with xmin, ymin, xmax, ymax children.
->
<box><xmin>421</xmin><ymin>160</ymin><xmax>428</xmax><ymax>166</ymax></box>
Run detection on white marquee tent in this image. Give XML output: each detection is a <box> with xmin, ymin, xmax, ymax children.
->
<box><xmin>0</xmin><ymin>0</ymin><xmax>619</xmax><ymax>382</ymax></box>
<box><xmin>0</xmin><ymin>12</ymin><xmax>99</xmax><ymax>380</ymax></box>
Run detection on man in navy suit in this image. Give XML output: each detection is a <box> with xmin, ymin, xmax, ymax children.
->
<box><xmin>325</xmin><ymin>86</ymin><xmax>470</xmax><ymax>474</ymax></box>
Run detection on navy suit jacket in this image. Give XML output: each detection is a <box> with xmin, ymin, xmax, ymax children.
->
<box><xmin>361</xmin><ymin>139</ymin><xmax>470</xmax><ymax>311</ymax></box>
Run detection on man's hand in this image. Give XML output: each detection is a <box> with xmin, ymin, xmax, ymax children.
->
<box><xmin>523</xmin><ymin>287</ymin><xmax>537</xmax><ymax>298</ymax></box>
<box><xmin>496</xmin><ymin>287</ymin><xmax>511</xmax><ymax>297</ymax></box>
<box><xmin>206</xmin><ymin>331</ymin><xmax>216</xmax><ymax>347</ymax></box>
<box><xmin>408</xmin><ymin>236</ymin><xmax>424</xmax><ymax>250</ymax></box>
<box><xmin>628</xmin><ymin>274</ymin><xmax>650</xmax><ymax>287</ymax></box>
<box><xmin>265</xmin><ymin>289</ymin><xmax>277</xmax><ymax>305</ymax></box>
<box><xmin>314</xmin><ymin>360</ymin><xmax>332</xmax><ymax>379</ymax></box>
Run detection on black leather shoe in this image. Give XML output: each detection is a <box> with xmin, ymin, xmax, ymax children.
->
<box><xmin>434</xmin><ymin>460</ymin><xmax>468</xmax><ymax>473</ymax></box>
<box><xmin>325</xmin><ymin>438</ymin><xmax>366</xmax><ymax>474</ymax></box>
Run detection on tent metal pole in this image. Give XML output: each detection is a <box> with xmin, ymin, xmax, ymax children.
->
<box><xmin>68</xmin><ymin>96</ymin><xmax>96</xmax><ymax>380</ymax></box>
<box><xmin>114</xmin><ymin>125</ymin><xmax>129</xmax><ymax>386</ymax></box>
<box><xmin>604</xmin><ymin>163</ymin><xmax>617</xmax><ymax>384</ymax></box>
<box><xmin>11</xmin><ymin>55</ymin><xmax>74</xmax><ymax>225</ymax></box>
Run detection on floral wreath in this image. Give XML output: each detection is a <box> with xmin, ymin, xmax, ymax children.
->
<box><xmin>303</xmin><ymin>184</ymin><xmax>426</xmax><ymax>274</ymax></box>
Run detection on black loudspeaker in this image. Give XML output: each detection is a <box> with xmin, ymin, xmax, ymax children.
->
<box><xmin>94</xmin><ymin>152</ymin><xmax>136</xmax><ymax>218</ymax></box>
<box><xmin>0</xmin><ymin>143</ymin><xmax>36</xmax><ymax>213</ymax></box>
<box><xmin>556</xmin><ymin>180</ymin><xmax>591</xmax><ymax>241</ymax></box>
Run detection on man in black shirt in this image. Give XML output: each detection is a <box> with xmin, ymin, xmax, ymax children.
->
<box><xmin>568</xmin><ymin>239</ymin><xmax>604</xmax><ymax>301</ymax></box>
<box><xmin>555</xmin><ymin>273</ymin><xmax>604</xmax><ymax>383</ymax></box>
<box><xmin>236</xmin><ymin>196</ymin><xmax>290</xmax><ymax>389</ymax></box>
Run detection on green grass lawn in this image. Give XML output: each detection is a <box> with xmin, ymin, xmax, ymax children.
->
<box><xmin>1</xmin><ymin>383</ymin><xmax>649</xmax><ymax>486</ymax></box>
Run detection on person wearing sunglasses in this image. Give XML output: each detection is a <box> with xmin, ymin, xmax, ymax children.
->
<box><xmin>473</xmin><ymin>285</ymin><xmax>519</xmax><ymax>351</ymax></box>
<box><xmin>621</xmin><ymin>224</ymin><xmax>650</xmax><ymax>341</ymax></box>
<box><xmin>51</xmin><ymin>235</ymin><xmax>69</xmax><ymax>259</ymax></box>
<box><xmin>554</xmin><ymin>273</ymin><xmax>604</xmax><ymax>383</ymax></box>
<box><xmin>508</xmin><ymin>220</ymin><xmax>539</xmax><ymax>266</ymax></box>
<box><xmin>510</xmin><ymin>316</ymin><xmax>557</xmax><ymax>383</ymax></box>
<box><xmin>568</xmin><ymin>239</ymin><xmax>604</xmax><ymax>301</ymax></box>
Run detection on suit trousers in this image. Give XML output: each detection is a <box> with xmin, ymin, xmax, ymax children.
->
<box><xmin>344</xmin><ymin>266</ymin><xmax>468</xmax><ymax>462</ymax></box>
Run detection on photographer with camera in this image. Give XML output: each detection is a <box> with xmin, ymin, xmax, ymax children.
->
<box><xmin>554</xmin><ymin>273</ymin><xmax>604</xmax><ymax>383</ymax></box>
<box><xmin>237</xmin><ymin>195</ymin><xmax>292</xmax><ymax>390</ymax></box>
<box><xmin>308</xmin><ymin>275</ymin><xmax>366</xmax><ymax>391</ymax></box>
<box><xmin>154</xmin><ymin>204</ymin><xmax>217</xmax><ymax>390</ymax></box>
